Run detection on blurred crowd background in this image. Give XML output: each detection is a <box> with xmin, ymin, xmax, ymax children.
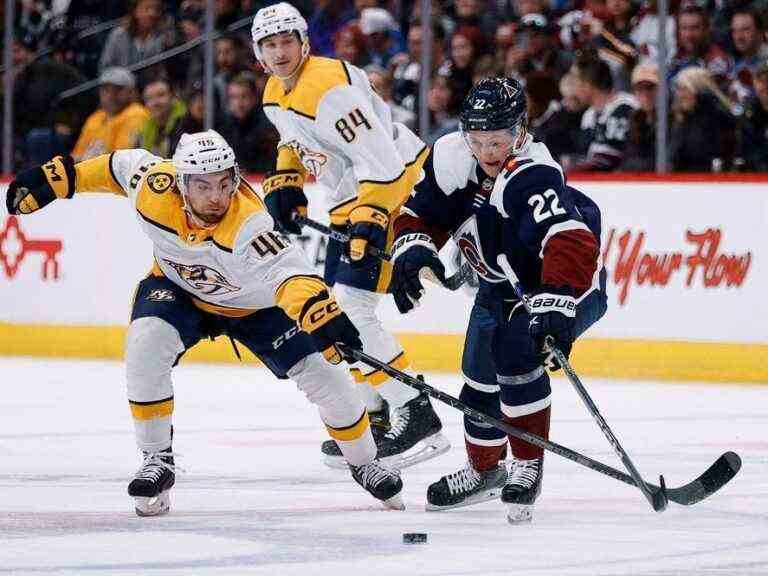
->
<box><xmin>5</xmin><ymin>0</ymin><xmax>768</xmax><ymax>174</ymax></box>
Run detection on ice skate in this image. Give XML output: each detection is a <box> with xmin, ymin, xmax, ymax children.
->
<box><xmin>350</xmin><ymin>460</ymin><xmax>405</xmax><ymax>510</ymax></box>
<box><xmin>376</xmin><ymin>391</ymin><xmax>450</xmax><ymax>469</ymax></box>
<box><xmin>321</xmin><ymin>401</ymin><xmax>390</xmax><ymax>469</ymax></box>
<box><xmin>128</xmin><ymin>449</ymin><xmax>178</xmax><ymax>517</ymax></box>
<box><xmin>502</xmin><ymin>457</ymin><xmax>543</xmax><ymax>524</ymax></box>
<box><xmin>426</xmin><ymin>462</ymin><xmax>507</xmax><ymax>511</ymax></box>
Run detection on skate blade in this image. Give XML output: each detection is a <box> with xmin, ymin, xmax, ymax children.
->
<box><xmin>134</xmin><ymin>491</ymin><xmax>171</xmax><ymax>517</ymax></box>
<box><xmin>380</xmin><ymin>432</ymin><xmax>451</xmax><ymax>470</ymax></box>
<box><xmin>383</xmin><ymin>493</ymin><xmax>405</xmax><ymax>511</ymax></box>
<box><xmin>506</xmin><ymin>503</ymin><xmax>534</xmax><ymax>524</ymax></box>
<box><xmin>323</xmin><ymin>454</ymin><xmax>349</xmax><ymax>470</ymax></box>
<box><xmin>425</xmin><ymin>486</ymin><xmax>504</xmax><ymax>511</ymax></box>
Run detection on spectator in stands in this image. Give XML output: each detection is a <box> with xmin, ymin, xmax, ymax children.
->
<box><xmin>570</xmin><ymin>55</ymin><xmax>638</xmax><ymax>171</ymax></box>
<box><xmin>442</xmin><ymin>26</ymin><xmax>490</xmax><ymax>103</ymax></box>
<box><xmin>424</xmin><ymin>73</ymin><xmax>460</xmax><ymax>144</ymax></box>
<box><xmin>17</xmin><ymin>0</ymin><xmax>53</xmax><ymax>50</ymax></box>
<box><xmin>452</xmin><ymin>0</ymin><xmax>499</xmax><ymax>40</ymax></box>
<box><xmin>670</xmin><ymin>66</ymin><xmax>738</xmax><ymax>171</ymax></box>
<box><xmin>366</xmin><ymin>64</ymin><xmax>416</xmax><ymax>129</ymax></box>
<box><xmin>12</xmin><ymin>33</ymin><xmax>94</xmax><ymax>168</ymax></box>
<box><xmin>214</xmin><ymin>34</ymin><xmax>247</xmax><ymax>115</ymax></box>
<box><xmin>359</xmin><ymin>7</ymin><xmax>400</xmax><ymax>67</ymax></box>
<box><xmin>99</xmin><ymin>0</ymin><xmax>176</xmax><ymax>83</ymax></box>
<box><xmin>513</xmin><ymin>0</ymin><xmax>549</xmax><ymax>19</ymax></box>
<box><xmin>170</xmin><ymin>81</ymin><xmax>206</xmax><ymax>151</ymax></box>
<box><xmin>670</xmin><ymin>4</ymin><xmax>733</xmax><ymax>89</ymax></box>
<box><xmin>216</xmin><ymin>73</ymin><xmax>278</xmax><ymax>173</ymax></box>
<box><xmin>525</xmin><ymin>72</ymin><xmax>580</xmax><ymax>164</ymax></box>
<box><xmin>730</xmin><ymin>10</ymin><xmax>768</xmax><ymax>98</ymax></box>
<box><xmin>494</xmin><ymin>22</ymin><xmax>516</xmax><ymax>71</ymax></box>
<box><xmin>391</xmin><ymin>18</ymin><xmax>446</xmax><ymax>118</ymax></box>
<box><xmin>308</xmin><ymin>0</ymin><xmax>355</xmax><ymax>57</ymax></box>
<box><xmin>621</xmin><ymin>63</ymin><xmax>660</xmax><ymax>171</ymax></box>
<box><xmin>592</xmin><ymin>0</ymin><xmax>639</xmax><ymax>89</ymax></box>
<box><xmin>65</xmin><ymin>0</ymin><xmax>127</xmax><ymax>79</ymax></box>
<box><xmin>630</xmin><ymin>0</ymin><xmax>676</xmax><ymax>62</ymax></box>
<box><xmin>138</xmin><ymin>77</ymin><xmax>187</xmax><ymax>157</ymax></box>
<box><xmin>215</xmin><ymin>0</ymin><xmax>244</xmax><ymax>30</ymax></box>
<box><xmin>334</xmin><ymin>23</ymin><xmax>369</xmax><ymax>67</ymax></box>
<box><xmin>740</xmin><ymin>60</ymin><xmax>768</xmax><ymax>170</ymax></box>
<box><xmin>506</xmin><ymin>14</ymin><xmax>573</xmax><ymax>83</ymax></box>
<box><xmin>410</xmin><ymin>0</ymin><xmax>456</xmax><ymax>39</ymax></box>
<box><xmin>72</xmin><ymin>67</ymin><xmax>149</xmax><ymax>161</ymax></box>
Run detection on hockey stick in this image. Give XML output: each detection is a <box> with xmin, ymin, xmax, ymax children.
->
<box><xmin>496</xmin><ymin>254</ymin><xmax>670</xmax><ymax>511</ymax></box>
<box><xmin>339</xmin><ymin>344</ymin><xmax>741</xmax><ymax>508</ymax></box>
<box><xmin>293</xmin><ymin>214</ymin><xmax>473</xmax><ymax>291</ymax></box>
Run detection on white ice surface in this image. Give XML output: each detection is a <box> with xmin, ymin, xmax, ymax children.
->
<box><xmin>0</xmin><ymin>358</ymin><xmax>766</xmax><ymax>576</ymax></box>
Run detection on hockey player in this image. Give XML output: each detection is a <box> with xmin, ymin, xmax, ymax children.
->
<box><xmin>390</xmin><ymin>77</ymin><xmax>607</xmax><ymax>523</ymax></box>
<box><xmin>251</xmin><ymin>2</ymin><xmax>449</xmax><ymax>469</ymax></box>
<box><xmin>6</xmin><ymin>130</ymin><xmax>404</xmax><ymax>516</ymax></box>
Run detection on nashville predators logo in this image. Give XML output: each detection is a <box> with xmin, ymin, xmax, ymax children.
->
<box><xmin>163</xmin><ymin>259</ymin><xmax>241</xmax><ymax>295</ymax></box>
<box><xmin>284</xmin><ymin>140</ymin><xmax>328</xmax><ymax>177</ymax></box>
<box><xmin>147</xmin><ymin>172</ymin><xmax>174</xmax><ymax>194</ymax></box>
<box><xmin>147</xmin><ymin>288</ymin><xmax>175</xmax><ymax>302</ymax></box>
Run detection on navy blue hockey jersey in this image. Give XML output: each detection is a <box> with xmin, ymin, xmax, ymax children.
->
<box><xmin>395</xmin><ymin>132</ymin><xmax>602</xmax><ymax>303</ymax></box>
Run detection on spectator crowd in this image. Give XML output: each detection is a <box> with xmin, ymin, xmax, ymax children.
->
<box><xmin>6</xmin><ymin>0</ymin><xmax>768</xmax><ymax>173</ymax></box>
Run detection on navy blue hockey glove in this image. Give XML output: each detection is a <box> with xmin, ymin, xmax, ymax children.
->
<box><xmin>347</xmin><ymin>204</ymin><xmax>389</xmax><ymax>269</ymax></box>
<box><xmin>7</xmin><ymin>155</ymin><xmax>76</xmax><ymax>215</ymax></box>
<box><xmin>262</xmin><ymin>170</ymin><xmax>307</xmax><ymax>235</ymax></box>
<box><xmin>528</xmin><ymin>285</ymin><xmax>577</xmax><ymax>371</ymax></box>
<box><xmin>390</xmin><ymin>232</ymin><xmax>446</xmax><ymax>313</ymax></box>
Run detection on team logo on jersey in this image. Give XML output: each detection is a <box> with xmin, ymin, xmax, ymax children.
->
<box><xmin>147</xmin><ymin>172</ymin><xmax>174</xmax><ymax>194</ymax></box>
<box><xmin>147</xmin><ymin>289</ymin><xmax>175</xmax><ymax>302</ymax></box>
<box><xmin>162</xmin><ymin>259</ymin><xmax>241</xmax><ymax>295</ymax></box>
<box><xmin>454</xmin><ymin>217</ymin><xmax>506</xmax><ymax>283</ymax></box>
<box><xmin>284</xmin><ymin>140</ymin><xmax>328</xmax><ymax>177</ymax></box>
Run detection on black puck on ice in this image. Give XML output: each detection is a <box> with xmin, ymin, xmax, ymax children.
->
<box><xmin>402</xmin><ymin>532</ymin><xmax>427</xmax><ymax>544</ymax></box>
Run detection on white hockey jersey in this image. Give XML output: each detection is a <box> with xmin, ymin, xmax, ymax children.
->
<box><xmin>72</xmin><ymin>150</ymin><xmax>327</xmax><ymax>318</ymax></box>
<box><xmin>262</xmin><ymin>56</ymin><xmax>428</xmax><ymax>224</ymax></box>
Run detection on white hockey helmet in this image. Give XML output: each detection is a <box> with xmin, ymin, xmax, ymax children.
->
<box><xmin>251</xmin><ymin>2</ymin><xmax>310</xmax><ymax>78</ymax></box>
<box><xmin>172</xmin><ymin>129</ymin><xmax>241</xmax><ymax>197</ymax></box>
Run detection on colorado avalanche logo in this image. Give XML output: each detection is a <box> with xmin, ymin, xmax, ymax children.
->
<box><xmin>455</xmin><ymin>217</ymin><xmax>506</xmax><ymax>283</ymax></box>
<box><xmin>163</xmin><ymin>259</ymin><xmax>241</xmax><ymax>295</ymax></box>
<box><xmin>284</xmin><ymin>140</ymin><xmax>328</xmax><ymax>177</ymax></box>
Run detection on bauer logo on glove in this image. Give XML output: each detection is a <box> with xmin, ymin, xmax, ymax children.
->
<box><xmin>529</xmin><ymin>293</ymin><xmax>577</xmax><ymax>316</ymax></box>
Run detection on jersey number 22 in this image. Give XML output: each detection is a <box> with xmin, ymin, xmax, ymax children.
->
<box><xmin>528</xmin><ymin>189</ymin><xmax>566</xmax><ymax>223</ymax></box>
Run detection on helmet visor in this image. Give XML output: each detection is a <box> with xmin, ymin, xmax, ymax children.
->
<box><xmin>461</xmin><ymin>120</ymin><xmax>526</xmax><ymax>161</ymax></box>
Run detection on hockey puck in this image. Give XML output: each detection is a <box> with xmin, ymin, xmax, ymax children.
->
<box><xmin>402</xmin><ymin>533</ymin><xmax>427</xmax><ymax>544</ymax></box>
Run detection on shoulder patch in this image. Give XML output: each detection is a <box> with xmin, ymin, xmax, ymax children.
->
<box><xmin>146</xmin><ymin>171</ymin><xmax>175</xmax><ymax>194</ymax></box>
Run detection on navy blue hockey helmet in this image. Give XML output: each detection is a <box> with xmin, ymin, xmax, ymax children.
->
<box><xmin>459</xmin><ymin>76</ymin><xmax>529</xmax><ymax>154</ymax></box>
<box><xmin>459</xmin><ymin>77</ymin><xmax>527</xmax><ymax>132</ymax></box>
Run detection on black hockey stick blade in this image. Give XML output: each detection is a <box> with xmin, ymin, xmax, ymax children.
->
<box><xmin>656</xmin><ymin>451</ymin><xmax>742</xmax><ymax>506</ymax></box>
<box><xmin>293</xmin><ymin>214</ymin><xmax>471</xmax><ymax>291</ymax></box>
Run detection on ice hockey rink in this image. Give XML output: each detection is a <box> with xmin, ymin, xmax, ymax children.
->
<box><xmin>1</xmin><ymin>358</ymin><xmax>765</xmax><ymax>576</ymax></box>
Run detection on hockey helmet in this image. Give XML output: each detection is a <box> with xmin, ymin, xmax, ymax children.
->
<box><xmin>251</xmin><ymin>2</ymin><xmax>310</xmax><ymax>77</ymax></box>
<box><xmin>172</xmin><ymin>130</ymin><xmax>241</xmax><ymax>198</ymax></box>
<box><xmin>459</xmin><ymin>77</ymin><xmax>529</xmax><ymax>155</ymax></box>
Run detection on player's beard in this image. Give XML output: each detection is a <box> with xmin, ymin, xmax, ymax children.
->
<box><xmin>191</xmin><ymin>206</ymin><xmax>225</xmax><ymax>225</ymax></box>
<box><xmin>186</xmin><ymin>202</ymin><xmax>227</xmax><ymax>228</ymax></box>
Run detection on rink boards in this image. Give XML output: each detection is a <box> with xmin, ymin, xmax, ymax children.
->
<box><xmin>1</xmin><ymin>175</ymin><xmax>766</xmax><ymax>383</ymax></box>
